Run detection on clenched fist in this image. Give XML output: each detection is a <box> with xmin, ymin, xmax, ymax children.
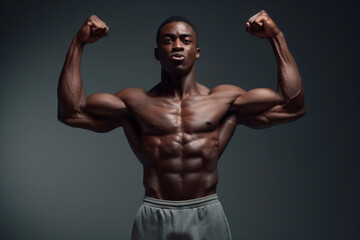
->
<box><xmin>246</xmin><ymin>10</ymin><xmax>280</xmax><ymax>39</ymax></box>
<box><xmin>76</xmin><ymin>15</ymin><xmax>109</xmax><ymax>44</ymax></box>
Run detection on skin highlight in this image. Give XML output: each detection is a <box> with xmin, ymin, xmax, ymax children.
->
<box><xmin>57</xmin><ymin>11</ymin><xmax>305</xmax><ymax>200</ymax></box>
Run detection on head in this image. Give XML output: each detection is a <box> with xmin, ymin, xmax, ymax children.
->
<box><xmin>156</xmin><ymin>15</ymin><xmax>199</xmax><ymax>47</ymax></box>
<box><xmin>155</xmin><ymin>16</ymin><xmax>200</xmax><ymax>75</ymax></box>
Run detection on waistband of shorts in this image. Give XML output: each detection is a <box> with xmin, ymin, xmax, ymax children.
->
<box><xmin>142</xmin><ymin>194</ymin><xmax>219</xmax><ymax>209</ymax></box>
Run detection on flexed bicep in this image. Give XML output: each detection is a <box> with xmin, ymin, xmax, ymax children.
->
<box><xmin>234</xmin><ymin>90</ymin><xmax>306</xmax><ymax>128</ymax></box>
<box><xmin>58</xmin><ymin>92</ymin><xmax>129</xmax><ymax>132</ymax></box>
<box><xmin>58</xmin><ymin>111</ymin><xmax>123</xmax><ymax>133</ymax></box>
<box><xmin>231</xmin><ymin>88</ymin><xmax>282</xmax><ymax>114</ymax></box>
<box><xmin>85</xmin><ymin>93</ymin><xmax>127</xmax><ymax>116</ymax></box>
<box><xmin>235</xmin><ymin>10</ymin><xmax>306</xmax><ymax>128</ymax></box>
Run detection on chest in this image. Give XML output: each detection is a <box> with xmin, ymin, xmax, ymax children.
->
<box><xmin>130</xmin><ymin>96</ymin><xmax>230</xmax><ymax>134</ymax></box>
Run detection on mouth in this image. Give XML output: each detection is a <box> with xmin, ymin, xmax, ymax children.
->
<box><xmin>170</xmin><ymin>53</ymin><xmax>185</xmax><ymax>61</ymax></box>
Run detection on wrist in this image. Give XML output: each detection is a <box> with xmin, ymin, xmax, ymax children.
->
<box><xmin>73</xmin><ymin>35</ymin><xmax>86</xmax><ymax>48</ymax></box>
<box><xmin>268</xmin><ymin>30</ymin><xmax>283</xmax><ymax>41</ymax></box>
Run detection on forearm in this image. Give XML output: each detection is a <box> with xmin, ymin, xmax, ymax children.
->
<box><xmin>269</xmin><ymin>32</ymin><xmax>303</xmax><ymax>105</ymax></box>
<box><xmin>57</xmin><ymin>36</ymin><xmax>87</xmax><ymax>119</ymax></box>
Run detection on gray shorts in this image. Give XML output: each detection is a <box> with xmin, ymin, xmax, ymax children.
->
<box><xmin>131</xmin><ymin>194</ymin><xmax>232</xmax><ymax>240</ymax></box>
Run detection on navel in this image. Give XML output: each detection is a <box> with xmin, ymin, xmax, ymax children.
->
<box><xmin>206</xmin><ymin>120</ymin><xmax>211</xmax><ymax>125</ymax></box>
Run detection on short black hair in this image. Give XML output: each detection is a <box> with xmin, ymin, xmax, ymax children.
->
<box><xmin>156</xmin><ymin>15</ymin><xmax>199</xmax><ymax>47</ymax></box>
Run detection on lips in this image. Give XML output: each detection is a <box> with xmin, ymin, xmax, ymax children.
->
<box><xmin>170</xmin><ymin>53</ymin><xmax>185</xmax><ymax>61</ymax></box>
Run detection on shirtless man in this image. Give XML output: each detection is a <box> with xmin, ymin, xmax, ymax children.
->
<box><xmin>57</xmin><ymin>10</ymin><xmax>305</xmax><ymax>240</ymax></box>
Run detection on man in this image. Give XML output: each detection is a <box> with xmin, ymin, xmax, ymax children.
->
<box><xmin>57</xmin><ymin>10</ymin><xmax>305</xmax><ymax>240</ymax></box>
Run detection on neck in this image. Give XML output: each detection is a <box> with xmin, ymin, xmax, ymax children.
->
<box><xmin>160</xmin><ymin>66</ymin><xmax>199</xmax><ymax>99</ymax></box>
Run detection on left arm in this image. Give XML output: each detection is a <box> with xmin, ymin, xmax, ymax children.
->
<box><xmin>232</xmin><ymin>10</ymin><xmax>306</xmax><ymax>128</ymax></box>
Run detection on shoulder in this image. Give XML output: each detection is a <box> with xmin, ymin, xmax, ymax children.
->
<box><xmin>210</xmin><ymin>84</ymin><xmax>247</xmax><ymax>96</ymax></box>
<box><xmin>114</xmin><ymin>88</ymin><xmax>148</xmax><ymax>98</ymax></box>
<box><xmin>113</xmin><ymin>88</ymin><xmax>150</xmax><ymax>107</ymax></box>
<box><xmin>196</xmin><ymin>82</ymin><xmax>211</xmax><ymax>95</ymax></box>
<box><xmin>147</xmin><ymin>83</ymin><xmax>162</xmax><ymax>97</ymax></box>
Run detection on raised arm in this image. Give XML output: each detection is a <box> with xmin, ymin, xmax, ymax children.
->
<box><xmin>231</xmin><ymin>10</ymin><xmax>306</xmax><ymax>128</ymax></box>
<box><xmin>57</xmin><ymin>15</ymin><xmax>126</xmax><ymax>132</ymax></box>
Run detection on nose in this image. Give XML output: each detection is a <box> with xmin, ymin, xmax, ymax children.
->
<box><xmin>172</xmin><ymin>38</ymin><xmax>184</xmax><ymax>52</ymax></box>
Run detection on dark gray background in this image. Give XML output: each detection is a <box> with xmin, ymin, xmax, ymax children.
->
<box><xmin>1</xmin><ymin>0</ymin><xmax>359</xmax><ymax>239</ymax></box>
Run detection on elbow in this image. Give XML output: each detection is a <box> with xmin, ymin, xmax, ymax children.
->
<box><xmin>57</xmin><ymin>111</ymin><xmax>79</xmax><ymax>126</ymax></box>
<box><xmin>57</xmin><ymin>113</ymin><xmax>72</xmax><ymax>126</ymax></box>
<box><xmin>294</xmin><ymin>93</ymin><xmax>306</xmax><ymax>119</ymax></box>
<box><xmin>57</xmin><ymin>106</ymin><xmax>66</xmax><ymax>124</ymax></box>
<box><xmin>57</xmin><ymin>113</ymin><xmax>73</xmax><ymax>126</ymax></box>
<box><xmin>284</xmin><ymin>90</ymin><xmax>306</xmax><ymax>119</ymax></box>
<box><xmin>290</xmin><ymin>99</ymin><xmax>306</xmax><ymax>120</ymax></box>
<box><xmin>57</xmin><ymin>103</ymin><xmax>81</xmax><ymax>125</ymax></box>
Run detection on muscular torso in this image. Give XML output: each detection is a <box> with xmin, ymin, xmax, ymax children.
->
<box><xmin>58</xmin><ymin>11</ymin><xmax>305</xmax><ymax>201</ymax></box>
<box><xmin>120</xmin><ymin>84</ymin><xmax>238</xmax><ymax>200</ymax></box>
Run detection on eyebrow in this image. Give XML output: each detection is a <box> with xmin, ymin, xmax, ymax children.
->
<box><xmin>161</xmin><ymin>33</ymin><xmax>193</xmax><ymax>38</ymax></box>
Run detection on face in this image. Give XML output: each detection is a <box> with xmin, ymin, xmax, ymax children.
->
<box><xmin>155</xmin><ymin>21</ymin><xmax>200</xmax><ymax>74</ymax></box>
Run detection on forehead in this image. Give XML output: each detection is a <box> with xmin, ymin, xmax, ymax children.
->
<box><xmin>159</xmin><ymin>21</ymin><xmax>196</xmax><ymax>37</ymax></box>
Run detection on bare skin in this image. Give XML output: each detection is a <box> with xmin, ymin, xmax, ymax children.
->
<box><xmin>57</xmin><ymin>11</ymin><xmax>306</xmax><ymax>200</ymax></box>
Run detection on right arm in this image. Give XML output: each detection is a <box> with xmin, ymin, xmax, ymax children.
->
<box><xmin>57</xmin><ymin>15</ymin><xmax>126</xmax><ymax>132</ymax></box>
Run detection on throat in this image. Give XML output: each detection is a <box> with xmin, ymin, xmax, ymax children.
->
<box><xmin>160</xmin><ymin>68</ymin><xmax>198</xmax><ymax>99</ymax></box>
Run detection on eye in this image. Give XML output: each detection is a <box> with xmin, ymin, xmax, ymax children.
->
<box><xmin>164</xmin><ymin>38</ymin><xmax>172</xmax><ymax>44</ymax></box>
<box><xmin>183</xmin><ymin>39</ymin><xmax>191</xmax><ymax>45</ymax></box>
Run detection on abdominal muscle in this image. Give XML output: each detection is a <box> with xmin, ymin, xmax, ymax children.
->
<box><xmin>139</xmin><ymin>131</ymin><xmax>220</xmax><ymax>200</ymax></box>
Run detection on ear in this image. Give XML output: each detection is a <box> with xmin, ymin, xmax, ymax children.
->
<box><xmin>154</xmin><ymin>48</ymin><xmax>160</xmax><ymax>61</ymax></box>
<box><xmin>195</xmin><ymin>48</ymin><xmax>200</xmax><ymax>60</ymax></box>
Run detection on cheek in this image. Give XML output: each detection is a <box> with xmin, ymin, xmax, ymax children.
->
<box><xmin>158</xmin><ymin>51</ymin><xmax>170</xmax><ymax>62</ymax></box>
<box><xmin>187</xmin><ymin>49</ymin><xmax>197</xmax><ymax>60</ymax></box>
<box><xmin>158</xmin><ymin>46</ymin><xmax>170</xmax><ymax>55</ymax></box>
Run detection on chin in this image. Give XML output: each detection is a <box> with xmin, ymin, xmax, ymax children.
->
<box><xmin>163</xmin><ymin>63</ymin><xmax>193</xmax><ymax>75</ymax></box>
<box><xmin>170</xmin><ymin>67</ymin><xmax>191</xmax><ymax>75</ymax></box>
